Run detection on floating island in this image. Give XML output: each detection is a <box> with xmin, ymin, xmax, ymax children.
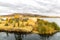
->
<box><xmin>0</xmin><ymin>13</ymin><xmax>60</xmax><ymax>35</ymax></box>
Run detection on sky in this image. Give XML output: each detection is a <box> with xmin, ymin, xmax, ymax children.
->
<box><xmin>0</xmin><ymin>0</ymin><xmax>60</xmax><ymax>16</ymax></box>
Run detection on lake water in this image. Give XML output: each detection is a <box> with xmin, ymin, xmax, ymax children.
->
<box><xmin>0</xmin><ymin>32</ymin><xmax>60</xmax><ymax>40</ymax></box>
<box><xmin>0</xmin><ymin>18</ymin><xmax>60</xmax><ymax>40</ymax></box>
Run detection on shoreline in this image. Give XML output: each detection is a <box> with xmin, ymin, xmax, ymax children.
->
<box><xmin>0</xmin><ymin>29</ymin><xmax>59</xmax><ymax>36</ymax></box>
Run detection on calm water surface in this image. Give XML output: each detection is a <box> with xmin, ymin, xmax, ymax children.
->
<box><xmin>0</xmin><ymin>32</ymin><xmax>59</xmax><ymax>40</ymax></box>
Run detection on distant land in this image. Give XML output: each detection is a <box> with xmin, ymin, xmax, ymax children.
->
<box><xmin>0</xmin><ymin>13</ymin><xmax>60</xmax><ymax>18</ymax></box>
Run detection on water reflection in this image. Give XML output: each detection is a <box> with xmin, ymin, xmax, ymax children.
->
<box><xmin>0</xmin><ymin>32</ymin><xmax>60</xmax><ymax>40</ymax></box>
<box><xmin>14</xmin><ymin>34</ymin><xmax>27</xmax><ymax>40</ymax></box>
<box><xmin>14</xmin><ymin>34</ymin><xmax>22</xmax><ymax>40</ymax></box>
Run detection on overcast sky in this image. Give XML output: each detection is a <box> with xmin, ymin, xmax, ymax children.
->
<box><xmin>0</xmin><ymin>0</ymin><xmax>60</xmax><ymax>16</ymax></box>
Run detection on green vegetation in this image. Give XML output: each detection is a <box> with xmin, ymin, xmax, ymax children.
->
<box><xmin>0</xmin><ymin>22</ymin><xmax>1</xmax><ymax>24</ymax></box>
<box><xmin>9</xmin><ymin>19</ymin><xmax>13</xmax><ymax>23</ymax></box>
<box><xmin>51</xmin><ymin>22</ymin><xmax>60</xmax><ymax>30</ymax></box>
<box><xmin>5</xmin><ymin>23</ymin><xmax>9</xmax><ymax>26</ymax></box>
<box><xmin>37</xmin><ymin>19</ymin><xmax>60</xmax><ymax>34</ymax></box>
<box><xmin>5</xmin><ymin>18</ymin><xmax>9</xmax><ymax>26</ymax></box>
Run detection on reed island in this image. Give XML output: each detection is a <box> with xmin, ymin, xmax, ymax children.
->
<box><xmin>0</xmin><ymin>13</ymin><xmax>60</xmax><ymax>35</ymax></box>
